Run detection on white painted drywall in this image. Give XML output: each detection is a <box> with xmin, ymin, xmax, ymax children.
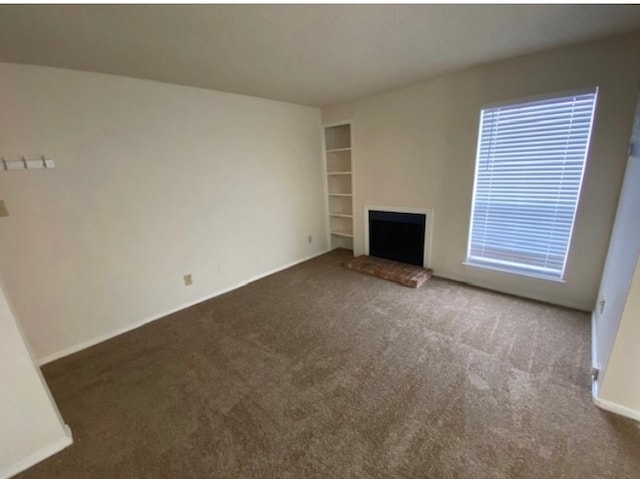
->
<box><xmin>599</xmin><ymin>253</ymin><xmax>640</xmax><ymax>414</ymax></box>
<box><xmin>0</xmin><ymin>277</ymin><xmax>71</xmax><ymax>478</ymax></box>
<box><xmin>322</xmin><ymin>32</ymin><xmax>640</xmax><ymax>310</ymax></box>
<box><xmin>593</xmin><ymin>155</ymin><xmax>640</xmax><ymax>386</ymax></box>
<box><xmin>0</xmin><ymin>63</ymin><xmax>327</xmax><ymax>361</ymax></box>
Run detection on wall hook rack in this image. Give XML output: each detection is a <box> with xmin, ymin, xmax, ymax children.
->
<box><xmin>1</xmin><ymin>155</ymin><xmax>55</xmax><ymax>171</ymax></box>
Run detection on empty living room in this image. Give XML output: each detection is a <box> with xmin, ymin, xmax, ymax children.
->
<box><xmin>2</xmin><ymin>4</ymin><xmax>640</xmax><ymax>478</ymax></box>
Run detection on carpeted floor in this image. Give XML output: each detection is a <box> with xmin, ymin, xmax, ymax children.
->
<box><xmin>18</xmin><ymin>249</ymin><xmax>640</xmax><ymax>478</ymax></box>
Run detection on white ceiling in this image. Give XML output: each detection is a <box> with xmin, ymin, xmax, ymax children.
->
<box><xmin>1</xmin><ymin>5</ymin><xmax>640</xmax><ymax>107</ymax></box>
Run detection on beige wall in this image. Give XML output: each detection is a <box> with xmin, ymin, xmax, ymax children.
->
<box><xmin>0</xmin><ymin>63</ymin><xmax>327</xmax><ymax>361</ymax></box>
<box><xmin>599</xmin><ymin>252</ymin><xmax>640</xmax><ymax>413</ymax></box>
<box><xmin>0</xmin><ymin>277</ymin><xmax>71</xmax><ymax>478</ymax></box>
<box><xmin>322</xmin><ymin>32</ymin><xmax>640</xmax><ymax>310</ymax></box>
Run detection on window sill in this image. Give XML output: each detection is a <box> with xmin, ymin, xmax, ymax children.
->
<box><xmin>462</xmin><ymin>261</ymin><xmax>567</xmax><ymax>284</ymax></box>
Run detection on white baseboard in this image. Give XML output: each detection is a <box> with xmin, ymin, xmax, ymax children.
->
<box><xmin>432</xmin><ymin>272</ymin><xmax>591</xmax><ymax>311</ymax></box>
<box><xmin>38</xmin><ymin>249</ymin><xmax>330</xmax><ymax>366</ymax></box>
<box><xmin>593</xmin><ymin>396</ymin><xmax>640</xmax><ymax>422</ymax></box>
<box><xmin>240</xmin><ymin>248</ymin><xmax>331</xmax><ymax>287</ymax></box>
<box><xmin>0</xmin><ymin>426</ymin><xmax>72</xmax><ymax>479</ymax></box>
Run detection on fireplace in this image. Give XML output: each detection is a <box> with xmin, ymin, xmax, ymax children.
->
<box><xmin>366</xmin><ymin>207</ymin><xmax>431</xmax><ymax>267</ymax></box>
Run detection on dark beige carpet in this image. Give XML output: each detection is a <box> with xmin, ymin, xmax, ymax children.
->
<box><xmin>18</xmin><ymin>249</ymin><xmax>640</xmax><ymax>478</ymax></box>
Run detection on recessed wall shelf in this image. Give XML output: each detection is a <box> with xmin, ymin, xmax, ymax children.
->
<box><xmin>324</xmin><ymin>123</ymin><xmax>354</xmax><ymax>250</ymax></box>
<box><xmin>330</xmin><ymin>231</ymin><xmax>353</xmax><ymax>238</ymax></box>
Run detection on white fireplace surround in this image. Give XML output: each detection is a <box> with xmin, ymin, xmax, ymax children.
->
<box><xmin>364</xmin><ymin>205</ymin><xmax>434</xmax><ymax>268</ymax></box>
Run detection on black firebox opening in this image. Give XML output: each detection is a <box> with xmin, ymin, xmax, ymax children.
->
<box><xmin>369</xmin><ymin>211</ymin><xmax>426</xmax><ymax>266</ymax></box>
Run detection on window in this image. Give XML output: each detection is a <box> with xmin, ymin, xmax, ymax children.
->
<box><xmin>466</xmin><ymin>89</ymin><xmax>598</xmax><ymax>281</ymax></box>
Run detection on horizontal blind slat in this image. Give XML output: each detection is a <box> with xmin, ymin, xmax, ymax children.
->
<box><xmin>467</xmin><ymin>90</ymin><xmax>596</xmax><ymax>279</ymax></box>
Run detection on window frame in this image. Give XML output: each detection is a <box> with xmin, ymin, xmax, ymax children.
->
<box><xmin>464</xmin><ymin>88</ymin><xmax>599</xmax><ymax>282</ymax></box>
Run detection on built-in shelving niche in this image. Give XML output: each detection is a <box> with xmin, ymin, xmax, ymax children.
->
<box><xmin>324</xmin><ymin>123</ymin><xmax>353</xmax><ymax>251</ymax></box>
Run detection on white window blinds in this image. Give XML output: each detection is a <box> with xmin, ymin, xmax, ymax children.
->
<box><xmin>467</xmin><ymin>90</ymin><xmax>598</xmax><ymax>280</ymax></box>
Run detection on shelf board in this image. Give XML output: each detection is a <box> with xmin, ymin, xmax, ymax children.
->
<box><xmin>328</xmin><ymin>193</ymin><xmax>352</xmax><ymax>197</ymax></box>
<box><xmin>330</xmin><ymin>231</ymin><xmax>353</xmax><ymax>238</ymax></box>
<box><xmin>326</xmin><ymin>147</ymin><xmax>351</xmax><ymax>153</ymax></box>
<box><xmin>327</xmin><ymin>171</ymin><xmax>352</xmax><ymax>176</ymax></box>
<box><xmin>329</xmin><ymin>213</ymin><xmax>353</xmax><ymax>218</ymax></box>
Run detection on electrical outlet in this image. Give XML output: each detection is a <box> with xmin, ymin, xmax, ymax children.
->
<box><xmin>308</xmin><ymin>235</ymin><xmax>313</xmax><ymax>243</ymax></box>
<box><xmin>0</xmin><ymin>200</ymin><xmax>8</xmax><ymax>218</ymax></box>
<box><xmin>183</xmin><ymin>274</ymin><xmax>193</xmax><ymax>286</ymax></box>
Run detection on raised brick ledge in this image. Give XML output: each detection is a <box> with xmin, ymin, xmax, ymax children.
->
<box><xmin>344</xmin><ymin>255</ymin><xmax>433</xmax><ymax>288</ymax></box>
